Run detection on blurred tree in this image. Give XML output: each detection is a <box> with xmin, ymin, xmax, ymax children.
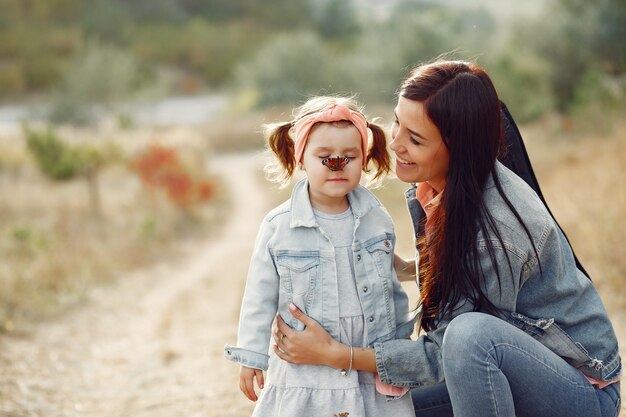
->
<box><xmin>0</xmin><ymin>62</ymin><xmax>25</xmax><ymax>96</ymax></box>
<box><xmin>234</xmin><ymin>32</ymin><xmax>334</xmax><ymax>106</ymax></box>
<box><xmin>589</xmin><ymin>0</ymin><xmax>626</xmax><ymax>74</ymax></box>
<box><xmin>386</xmin><ymin>5</ymin><xmax>470</xmax><ymax>68</ymax></box>
<box><xmin>231</xmin><ymin>4</ymin><xmax>499</xmax><ymax>108</ymax></box>
<box><xmin>247</xmin><ymin>0</ymin><xmax>314</xmax><ymax>30</ymax></box>
<box><xmin>49</xmin><ymin>41</ymin><xmax>148</xmax><ymax>125</ymax></box>
<box><xmin>175</xmin><ymin>18</ymin><xmax>244</xmax><ymax>85</ymax></box>
<box><xmin>486</xmin><ymin>51</ymin><xmax>554</xmax><ymax>123</ymax></box>
<box><xmin>0</xmin><ymin>0</ymin><xmax>82</xmax><ymax>25</ymax></box>
<box><xmin>533</xmin><ymin>0</ymin><xmax>625</xmax><ymax>112</ymax></box>
<box><xmin>178</xmin><ymin>0</ymin><xmax>313</xmax><ymax>29</ymax></box>
<box><xmin>23</xmin><ymin>124</ymin><xmax>121</xmax><ymax>217</ymax></box>
<box><xmin>313</xmin><ymin>0</ymin><xmax>360</xmax><ymax>39</ymax></box>
<box><xmin>124</xmin><ymin>0</ymin><xmax>188</xmax><ymax>24</ymax></box>
<box><xmin>82</xmin><ymin>0</ymin><xmax>133</xmax><ymax>44</ymax></box>
<box><xmin>534</xmin><ymin>5</ymin><xmax>594</xmax><ymax>112</ymax></box>
<box><xmin>179</xmin><ymin>0</ymin><xmax>247</xmax><ymax>21</ymax></box>
<box><xmin>0</xmin><ymin>0</ymin><xmax>21</xmax><ymax>26</ymax></box>
<box><xmin>0</xmin><ymin>1</ymin><xmax>82</xmax><ymax>96</ymax></box>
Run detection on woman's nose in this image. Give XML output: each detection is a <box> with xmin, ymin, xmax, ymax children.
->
<box><xmin>390</xmin><ymin>134</ymin><xmax>401</xmax><ymax>152</ymax></box>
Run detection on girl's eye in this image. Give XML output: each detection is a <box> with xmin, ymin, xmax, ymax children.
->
<box><xmin>410</xmin><ymin>137</ymin><xmax>422</xmax><ymax>146</ymax></box>
<box><xmin>319</xmin><ymin>155</ymin><xmax>356</xmax><ymax>159</ymax></box>
<box><xmin>392</xmin><ymin>118</ymin><xmax>399</xmax><ymax>125</ymax></box>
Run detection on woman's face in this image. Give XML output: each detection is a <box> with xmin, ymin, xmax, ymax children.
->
<box><xmin>390</xmin><ymin>96</ymin><xmax>449</xmax><ymax>192</ymax></box>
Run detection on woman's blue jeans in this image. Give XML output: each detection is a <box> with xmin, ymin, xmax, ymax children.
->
<box><xmin>411</xmin><ymin>312</ymin><xmax>621</xmax><ymax>417</ymax></box>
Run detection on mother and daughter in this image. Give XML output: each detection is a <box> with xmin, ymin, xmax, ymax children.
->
<box><xmin>225</xmin><ymin>60</ymin><xmax>621</xmax><ymax>417</ymax></box>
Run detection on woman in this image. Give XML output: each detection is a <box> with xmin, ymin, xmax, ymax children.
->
<box><xmin>272</xmin><ymin>60</ymin><xmax>621</xmax><ymax>417</ymax></box>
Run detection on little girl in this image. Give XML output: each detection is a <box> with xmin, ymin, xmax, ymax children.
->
<box><xmin>224</xmin><ymin>96</ymin><xmax>415</xmax><ymax>416</ymax></box>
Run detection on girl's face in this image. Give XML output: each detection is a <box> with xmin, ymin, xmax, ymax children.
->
<box><xmin>301</xmin><ymin>123</ymin><xmax>363</xmax><ymax>212</ymax></box>
<box><xmin>390</xmin><ymin>97</ymin><xmax>449</xmax><ymax>192</ymax></box>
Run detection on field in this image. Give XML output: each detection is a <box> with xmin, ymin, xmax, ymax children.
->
<box><xmin>0</xmin><ymin>114</ymin><xmax>623</xmax><ymax>416</ymax></box>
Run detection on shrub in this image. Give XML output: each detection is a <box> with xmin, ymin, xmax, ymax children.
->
<box><xmin>23</xmin><ymin>125</ymin><xmax>83</xmax><ymax>180</ymax></box>
<box><xmin>23</xmin><ymin>124</ymin><xmax>121</xmax><ymax>215</ymax></box>
<box><xmin>130</xmin><ymin>144</ymin><xmax>216</xmax><ymax>208</ymax></box>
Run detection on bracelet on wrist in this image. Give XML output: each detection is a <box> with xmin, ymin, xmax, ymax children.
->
<box><xmin>340</xmin><ymin>345</ymin><xmax>353</xmax><ymax>376</ymax></box>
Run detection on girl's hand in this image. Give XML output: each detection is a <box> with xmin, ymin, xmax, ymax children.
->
<box><xmin>239</xmin><ymin>366</ymin><xmax>264</xmax><ymax>402</ymax></box>
<box><xmin>272</xmin><ymin>303</ymin><xmax>342</xmax><ymax>367</ymax></box>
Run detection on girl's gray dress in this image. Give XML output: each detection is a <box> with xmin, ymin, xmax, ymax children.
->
<box><xmin>252</xmin><ymin>207</ymin><xmax>415</xmax><ymax>417</ymax></box>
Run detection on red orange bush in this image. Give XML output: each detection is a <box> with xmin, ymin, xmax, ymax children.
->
<box><xmin>131</xmin><ymin>144</ymin><xmax>215</xmax><ymax>208</ymax></box>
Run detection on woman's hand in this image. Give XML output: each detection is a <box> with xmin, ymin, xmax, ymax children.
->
<box><xmin>239</xmin><ymin>366</ymin><xmax>264</xmax><ymax>402</ymax></box>
<box><xmin>394</xmin><ymin>253</ymin><xmax>416</xmax><ymax>282</ymax></box>
<box><xmin>272</xmin><ymin>303</ymin><xmax>345</xmax><ymax>367</ymax></box>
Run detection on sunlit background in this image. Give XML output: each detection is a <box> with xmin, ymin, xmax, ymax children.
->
<box><xmin>0</xmin><ymin>0</ymin><xmax>624</xmax><ymax>415</ymax></box>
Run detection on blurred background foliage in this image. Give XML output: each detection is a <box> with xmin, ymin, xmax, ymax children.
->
<box><xmin>0</xmin><ymin>0</ymin><xmax>625</xmax><ymax>330</ymax></box>
<box><xmin>0</xmin><ymin>0</ymin><xmax>624</xmax><ymax>123</ymax></box>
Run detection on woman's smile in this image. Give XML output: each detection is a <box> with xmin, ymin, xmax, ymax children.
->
<box><xmin>395</xmin><ymin>156</ymin><xmax>415</xmax><ymax>166</ymax></box>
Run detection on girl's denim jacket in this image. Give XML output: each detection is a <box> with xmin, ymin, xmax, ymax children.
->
<box><xmin>225</xmin><ymin>179</ymin><xmax>415</xmax><ymax>371</ymax></box>
<box><xmin>374</xmin><ymin>162</ymin><xmax>621</xmax><ymax>388</ymax></box>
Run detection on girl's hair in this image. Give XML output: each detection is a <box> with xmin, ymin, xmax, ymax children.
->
<box><xmin>400</xmin><ymin>60</ymin><xmax>540</xmax><ymax>331</ymax></box>
<box><xmin>264</xmin><ymin>96</ymin><xmax>390</xmax><ymax>186</ymax></box>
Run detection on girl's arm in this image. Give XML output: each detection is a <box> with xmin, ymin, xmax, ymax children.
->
<box><xmin>394</xmin><ymin>253</ymin><xmax>416</xmax><ymax>282</ymax></box>
<box><xmin>273</xmin><ymin>304</ymin><xmax>378</xmax><ymax>373</ymax></box>
<box><xmin>224</xmin><ymin>219</ymin><xmax>279</xmax><ymax>371</ymax></box>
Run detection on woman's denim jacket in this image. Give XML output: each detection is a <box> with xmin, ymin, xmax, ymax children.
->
<box><xmin>375</xmin><ymin>162</ymin><xmax>621</xmax><ymax>387</ymax></box>
<box><xmin>225</xmin><ymin>179</ymin><xmax>415</xmax><ymax>371</ymax></box>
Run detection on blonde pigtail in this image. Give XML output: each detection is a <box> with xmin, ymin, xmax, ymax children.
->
<box><xmin>264</xmin><ymin>121</ymin><xmax>297</xmax><ymax>185</ymax></box>
<box><xmin>365</xmin><ymin>122</ymin><xmax>391</xmax><ymax>181</ymax></box>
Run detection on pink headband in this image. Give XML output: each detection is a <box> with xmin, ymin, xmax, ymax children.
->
<box><xmin>293</xmin><ymin>104</ymin><xmax>369</xmax><ymax>167</ymax></box>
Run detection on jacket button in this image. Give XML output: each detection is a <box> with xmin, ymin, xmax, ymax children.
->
<box><xmin>363</xmin><ymin>286</ymin><xmax>368</xmax><ymax>293</ymax></box>
<box><xmin>356</xmin><ymin>254</ymin><xmax>361</xmax><ymax>261</ymax></box>
<box><xmin>368</xmin><ymin>316</ymin><xmax>374</xmax><ymax>322</ymax></box>
<box><xmin>384</xmin><ymin>240</ymin><xmax>390</xmax><ymax>247</ymax></box>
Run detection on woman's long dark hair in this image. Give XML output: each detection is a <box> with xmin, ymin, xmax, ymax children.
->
<box><xmin>401</xmin><ymin>61</ymin><xmax>539</xmax><ymax>331</ymax></box>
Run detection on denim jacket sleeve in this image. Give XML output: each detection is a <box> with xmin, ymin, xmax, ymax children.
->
<box><xmin>391</xmin><ymin>235</ymin><xmax>417</xmax><ymax>340</ymax></box>
<box><xmin>374</xmin><ymin>242</ymin><xmax>528</xmax><ymax>387</ymax></box>
<box><xmin>224</xmin><ymin>218</ymin><xmax>279</xmax><ymax>371</ymax></box>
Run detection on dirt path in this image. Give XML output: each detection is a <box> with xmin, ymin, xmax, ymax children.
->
<box><xmin>0</xmin><ymin>151</ymin><xmax>623</xmax><ymax>417</ymax></box>
<box><xmin>0</xmin><ymin>152</ymin><xmax>265</xmax><ymax>417</ymax></box>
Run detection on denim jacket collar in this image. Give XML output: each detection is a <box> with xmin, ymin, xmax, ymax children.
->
<box><xmin>289</xmin><ymin>179</ymin><xmax>379</xmax><ymax>228</ymax></box>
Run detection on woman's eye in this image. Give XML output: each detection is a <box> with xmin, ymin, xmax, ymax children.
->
<box><xmin>410</xmin><ymin>137</ymin><xmax>422</xmax><ymax>145</ymax></box>
<box><xmin>319</xmin><ymin>155</ymin><xmax>331</xmax><ymax>159</ymax></box>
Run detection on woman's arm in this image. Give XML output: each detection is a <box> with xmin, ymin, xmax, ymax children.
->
<box><xmin>273</xmin><ymin>304</ymin><xmax>378</xmax><ymax>373</ymax></box>
<box><xmin>275</xmin><ymin>303</ymin><xmax>449</xmax><ymax>386</ymax></box>
<box><xmin>394</xmin><ymin>253</ymin><xmax>416</xmax><ymax>282</ymax></box>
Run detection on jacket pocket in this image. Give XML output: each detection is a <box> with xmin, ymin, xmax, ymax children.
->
<box><xmin>276</xmin><ymin>255</ymin><xmax>319</xmax><ymax>330</ymax></box>
<box><xmin>365</xmin><ymin>237</ymin><xmax>393</xmax><ymax>278</ymax></box>
<box><xmin>507</xmin><ymin>312</ymin><xmax>592</xmax><ymax>371</ymax></box>
<box><xmin>276</xmin><ymin>255</ymin><xmax>319</xmax><ymax>296</ymax></box>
